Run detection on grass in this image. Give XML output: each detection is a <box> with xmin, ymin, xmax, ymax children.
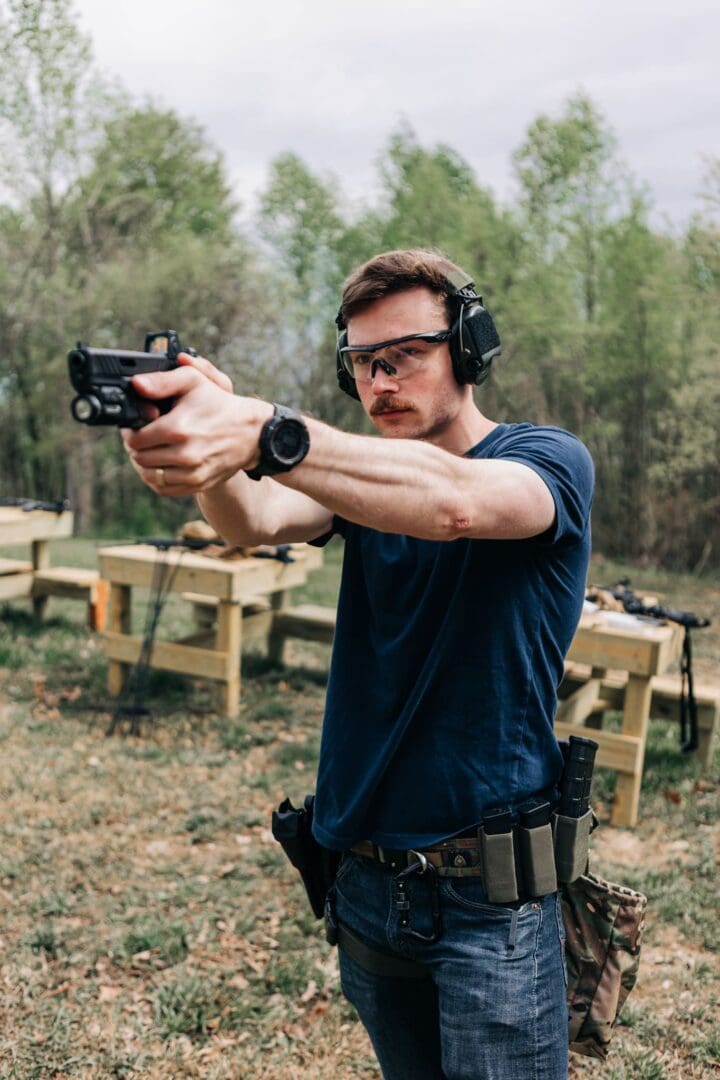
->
<box><xmin>0</xmin><ymin>539</ymin><xmax>718</xmax><ymax>1077</ymax></box>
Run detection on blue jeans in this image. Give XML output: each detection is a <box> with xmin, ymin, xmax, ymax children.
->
<box><xmin>334</xmin><ymin>853</ymin><xmax>568</xmax><ymax>1080</ymax></box>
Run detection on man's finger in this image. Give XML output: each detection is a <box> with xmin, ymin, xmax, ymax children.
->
<box><xmin>177</xmin><ymin>352</ymin><xmax>233</xmax><ymax>393</ymax></box>
<box><xmin>131</xmin><ymin>365</ymin><xmax>201</xmax><ymax>400</ymax></box>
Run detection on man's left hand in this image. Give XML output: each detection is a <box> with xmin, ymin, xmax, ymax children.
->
<box><xmin>120</xmin><ymin>353</ymin><xmax>272</xmax><ymax>496</ymax></box>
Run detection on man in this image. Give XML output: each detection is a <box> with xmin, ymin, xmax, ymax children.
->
<box><xmin>122</xmin><ymin>249</ymin><xmax>594</xmax><ymax>1080</ymax></box>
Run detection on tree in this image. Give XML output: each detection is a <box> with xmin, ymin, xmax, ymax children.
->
<box><xmin>66</xmin><ymin>106</ymin><xmax>237</xmax><ymax>258</ymax></box>
<box><xmin>370</xmin><ymin>125</ymin><xmax>517</xmax><ymax>303</ymax></box>
<box><xmin>0</xmin><ymin>0</ymin><xmax>119</xmax><ymax>509</ymax></box>
<box><xmin>0</xmin><ymin>1</ymin><xmax>273</xmax><ymax>531</ymax></box>
<box><xmin>646</xmin><ymin>162</ymin><xmax>720</xmax><ymax>567</ymax></box>
<box><xmin>508</xmin><ymin>94</ymin><xmax>691</xmax><ymax>559</ymax></box>
<box><xmin>257</xmin><ymin>153</ymin><xmax>359</xmax><ymax>427</ymax></box>
<box><xmin>508</xmin><ymin>94</ymin><xmax>628</xmax><ymax>426</ymax></box>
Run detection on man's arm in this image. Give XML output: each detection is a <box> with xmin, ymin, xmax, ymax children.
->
<box><xmin>122</xmin><ymin>360</ymin><xmax>556</xmax><ymax>543</ymax></box>
<box><xmin>277</xmin><ymin>418</ymin><xmax>556</xmax><ymax>541</ymax></box>
<box><xmin>196</xmin><ymin>470</ymin><xmax>334</xmax><ymax>546</ymax></box>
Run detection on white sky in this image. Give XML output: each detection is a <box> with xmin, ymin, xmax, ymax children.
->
<box><xmin>72</xmin><ymin>0</ymin><xmax>719</xmax><ymax>229</ymax></box>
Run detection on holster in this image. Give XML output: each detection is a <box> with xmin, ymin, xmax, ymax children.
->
<box><xmin>271</xmin><ymin>794</ymin><xmax>340</xmax><ymax>919</ymax></box>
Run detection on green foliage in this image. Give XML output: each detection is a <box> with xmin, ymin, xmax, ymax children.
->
<box><xmin>26</xmin><ymin>923</ymin><xmax>59</xmax><ymax>957</ymax></box>
<box><xmin>121</xmin><ymin>918</ymin><xmax>189</xmax><ymax>966</ymax></box>
<box><xmin>374</xmin><ymin>124</ymin><xmax>512</xmax><ymax>280</ymax></box>
<box><xmin>259</xmin><ymin>151</ymin><xmax>344</xmax><ymax>310</ymax></box>
<box><xmin>67</xmin><ymin>105</ymin><xmax>237</xmax><ymax>255</ymax></box>
<box><xmin>0</xmin><ymin>4</ymin><xmax>718</xmax><ymax>568</ymax></box>
<box><xmin>154</xmin><ymin>975</ymin><xmax>217</xmax><ymax>1039</ymax></box>
<box><xmin>257</xmin><ymin>152</ymin><xmax>359</xmax><ymax>427</ymax></box>
<box><xmin>0</xmin><ymin>0</ymin><xmax>113</xmax><ymax>197</ymax></box>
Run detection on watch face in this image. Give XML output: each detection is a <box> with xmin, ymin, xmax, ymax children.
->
<box><xmin>270</xmin><ymin>419</ymin><xmax>308</xmax><ymax>465</ymax></box>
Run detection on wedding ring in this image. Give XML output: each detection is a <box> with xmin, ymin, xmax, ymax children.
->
<box><xmin>155</xmin><ymin>467</ymin><xmax>166</xmax><ymax>488</ymax></box>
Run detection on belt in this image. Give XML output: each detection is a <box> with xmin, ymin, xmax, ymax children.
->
<box><xmin>350</xmin><ymin>836</ymin><xmax>484</xmax><ymax>876</ymax></box>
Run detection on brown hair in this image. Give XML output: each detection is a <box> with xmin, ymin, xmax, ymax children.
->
<box><xmin>338</xmin><ymin>249</ymin><xmax>469</xmax><ymax>327</ymax></box>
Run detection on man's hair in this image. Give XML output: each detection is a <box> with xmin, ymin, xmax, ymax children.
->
<box><xmin>338</xmin><ymin>249</ymin><xmax>468</xmax><ymax>327</ymax></box>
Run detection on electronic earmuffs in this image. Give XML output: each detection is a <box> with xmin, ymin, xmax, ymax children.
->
<box><xmin>334</xmin><ymin>268</ymin><xmax>501</xmax><ymax>400</ymax></box>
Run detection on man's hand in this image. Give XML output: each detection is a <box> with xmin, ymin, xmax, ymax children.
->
<box><xmin>121</xmin><ymin>352</ymin><xmax>272</xmax><ymax>497</ymax></box>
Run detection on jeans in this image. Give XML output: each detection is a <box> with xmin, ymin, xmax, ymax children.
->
<box><xmin>334</xmin><ymin>853</ymin><xmax>568</xmax><ymax>1080</ymax></box>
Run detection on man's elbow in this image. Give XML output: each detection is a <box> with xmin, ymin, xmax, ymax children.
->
<box><xmin>444</xmin><ymin>491</ymin><xmax>555</xmax><ymax>541</ymax></box>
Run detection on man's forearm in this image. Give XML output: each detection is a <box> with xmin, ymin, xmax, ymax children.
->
<box><xmin>276</xmin><ymin>417</ymin><xmax>553</xmax><ymax>541</ymax></box>
<box><xmin>197</xmin><ymin>468</ymin><xmax>333</xmax><ymax>546</ymax></box>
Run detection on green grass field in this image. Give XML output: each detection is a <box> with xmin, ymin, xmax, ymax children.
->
<box><xmin>0</xmin><ymin>539</ymin><xmax>718</xmax><ymax>1078</ymax></box>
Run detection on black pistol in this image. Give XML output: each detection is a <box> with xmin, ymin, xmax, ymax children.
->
<box><xmin>68</xmin><ymin>329</ymin><xmax>191</xmax><ymax>429</ymax></box>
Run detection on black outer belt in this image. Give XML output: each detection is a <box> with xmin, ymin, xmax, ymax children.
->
<box><xmin>350</xmin><ymin>837</ymin><xmax>484</xmax><ymax>876</ymax></box>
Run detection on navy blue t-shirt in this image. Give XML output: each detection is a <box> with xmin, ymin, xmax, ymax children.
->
<box><xmin>311</xmin><ymin>423</ymin><xmax>594</xmax><ymax>852</ymax></box>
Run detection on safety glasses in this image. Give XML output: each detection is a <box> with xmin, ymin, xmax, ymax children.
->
<box><xmin>339</xmin><ymin>330</ymin><xmax>451</xmax><ymax>383</ymax></box>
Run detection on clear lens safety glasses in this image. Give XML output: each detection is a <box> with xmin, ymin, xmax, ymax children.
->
<box><xmin>339</xmin><ymin>330</ymin><xmax>451</xmax><ymax>383</ymax></box>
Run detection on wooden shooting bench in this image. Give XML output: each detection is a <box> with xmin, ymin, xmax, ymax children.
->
<box><xmin>561</xmin><ymin>666</ymin><xmax>719</xmax><ymax>772</ymax></box>
<box><xmin>97</xmin><ymin>542</ymin><xmax>324</xmax><ymax>719</ymax></box>
<box><xmin>0</xmin><ymin>505</ymin><xmax>107</xmax><ymax>629</ymax></box>
<box><xmin>558</xmin><ymin>612</ymin><xmax>685</xmax><ymax>827</ymax></box>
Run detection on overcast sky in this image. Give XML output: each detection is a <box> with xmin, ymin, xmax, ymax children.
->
<box><xmin>72</xmin><ymin>0</ymin><xmax>718</xmax><ymax>229</ymax></box>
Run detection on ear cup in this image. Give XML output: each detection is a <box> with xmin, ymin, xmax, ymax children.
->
<box><xmin>335</xmin><ymin>328</ymin><xmax>361</xmax><ymax>400</ymax></box>
<box><xmin>449</xmin><ymin>300</ymin><xmax>502</xmax><ymax>386</ymax></box>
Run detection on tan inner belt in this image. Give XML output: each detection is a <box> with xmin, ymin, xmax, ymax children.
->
<box><xmin>351</xmin><ymin>837</ymin><xmax>481</xmax><ymax>869</ymax></box>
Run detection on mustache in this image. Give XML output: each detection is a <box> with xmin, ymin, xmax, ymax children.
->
<box><xmin>370</xmin><ymin>397</ymin><xmax>415</xmax><ymax>416</ymax></box>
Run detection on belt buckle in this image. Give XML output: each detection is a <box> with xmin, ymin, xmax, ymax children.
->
<box><xmin>407</xmin><ymin>849</ymin><xmax>429</xmax><ymax>874</ymax></box>
<box><xmin>375</xmin><ymin>846</ymin><xmax>428</xmax><ymax>872</ymax></box>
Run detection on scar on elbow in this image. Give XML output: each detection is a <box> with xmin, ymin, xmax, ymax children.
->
<box><xmin>447</xmin><ymin>510</ymin><xmax>472</xmax><ymax>537</ymax></box>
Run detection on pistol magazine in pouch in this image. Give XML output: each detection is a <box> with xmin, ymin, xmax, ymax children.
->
<box><xmin>479</xmin><ymin>798</ymin><xmax>592</xmax><ymax>901</ymax></box>
<box><xmin>517</xmin><ymin>800</ymin><xmax>558</xmax><ymax>897</ymax></box>
<box><xmin>553</xmin><ymin>808</ymin><xmax>593</xmax><ymax>883</ymax></box>
<box><xmin>479</xmin><ymin>808</ymin><xmax>519</xmax><ymax>903</ymax></box>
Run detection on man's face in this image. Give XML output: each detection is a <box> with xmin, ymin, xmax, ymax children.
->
<box><xmin>345</xmin><ymin>287</ymin><xmax>467</xmax><ymax>443</ymax></box>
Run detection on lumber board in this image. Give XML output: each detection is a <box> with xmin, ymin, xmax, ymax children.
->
<box><xmin>560</xmin><ymin>671</ymin><xmax>719</xmax><ymax>724</ymax></box>
<box><xmin>570</xmin><ymin>614</ymin><xmax>682</xmax><ymax>674</ymax></box>
<box><xmin>555</xmin><ymin>677</ymin><xmax>602</xmax><ymax>726</ymax></box>
<box><xmin>0</xmin><ymin>558</ymin><xmax>32</xmax><ymax>576</ymax></box>
<box><xmin>0</xmin><ymin>572</ymin><xmax>33</xmax><ymax>600</ymax></box>
<box><xmin>272</xmin><ymin>604</ymin><xmax>336</xmax><ymax>644</ymax></box>
<box><xmin>102</xmin><ymin>631</ymin><xmax>228</xmax><ymax>681</ymax></box>
<box><xmin>98</xmin><ymin>543</ymin><xmax>322</xmax><ymax>602</ymax></box>
<box><xmin>554</xmin><ymin>721</ymin><xmax>642</xmax><ymax>774</ymax></box>
<box><xmin>32</xmin><ymin>567</ymin><xmax>102</xmax><ymax>600</ymax></box>
<box><xmin>0</xmin><ymin>508</ymin><xmax>74</xmax><ymax>544</ymax></box>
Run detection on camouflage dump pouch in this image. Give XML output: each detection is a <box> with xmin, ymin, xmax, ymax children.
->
<box><xmin>562</xmin><ymin>871</ymin><xmax>647</xmax><ymax>1060</ymax></box>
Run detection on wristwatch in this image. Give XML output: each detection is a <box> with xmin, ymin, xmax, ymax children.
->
<box><xmin>246</xmin><ymin>403</ymin><xmax>310</xmax><ymax>480</ymax></box>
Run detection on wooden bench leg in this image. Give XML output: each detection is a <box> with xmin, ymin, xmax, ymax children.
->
<box><xmin>611</xmin><ymin>674</ymin><xmax>653</xmax><ymax>827</ymax></box>
<box><xmin>31</xmin><ymin>539</ymin><xmax>49</xmax><ymax>620</ymax></box>
<box><xmin>216</xmin><ymin>600</ymin><xmax>241</xmax><ymax>719</ymax></box>
<box><xmin>267</xmin><ymin>590</ymin><xmax>290</xmax><ymax>665</ymax></box>
<box><xmin>89</xmin><ymin>579</ymin><xmax>109</xmax><ymax>632</ymax></box>
<box><xmin>107</xmin><ymin>584</ymin><xmax>132</xmax><ymax>697</ymax></box>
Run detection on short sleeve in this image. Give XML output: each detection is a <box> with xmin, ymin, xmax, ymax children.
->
<box><xmin>494</xmin><ymin>427</ymin><xmax>594</xmax><ymax>547</ymax></box>
<box><xmin>308</xmin><ymin>514</ymin><xmax>347</xmax><ymax>547</ymax></box>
